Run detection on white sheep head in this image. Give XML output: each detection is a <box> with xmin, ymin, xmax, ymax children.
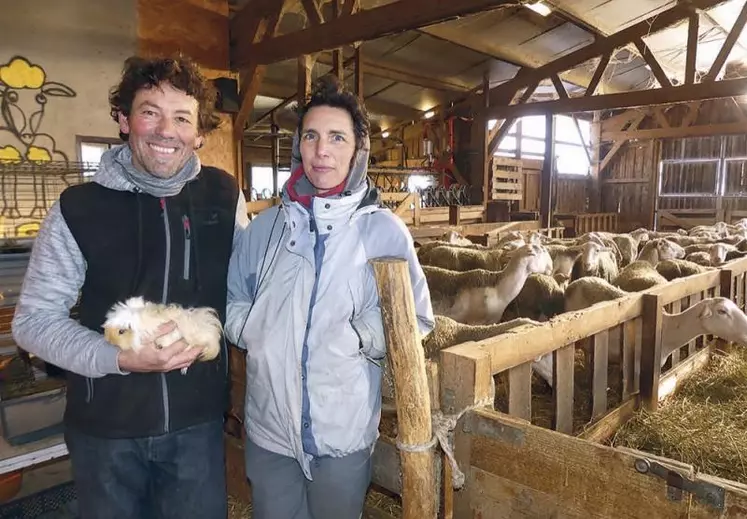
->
<box><xmin>709</xmin><ymin>243</ymin><xmax>730</xmax><ymax>266</ymax></box>
<box><xmin>578</xmin><ymin>241</ymin><xmax>614</xmax><ymax>271</ymax></box>
<box><xmin>657</xmin><ymin>239</ymin><xmax>685</xmax><ymax>261</ymax></box>
<box><xmin>508</xmin><ymin>243</ymin><xmax>553</xmax><ymax>275</ymax></box>
<box><xmin>698</xmin><ymin>298</ymin><xmax>747</xmax><ymax>346</ymax></box>
<box><xmin>442</xmin><ymin>230</ymin><xmax>472</xmax><ymax>246</ymax></box>
<box><xmin>630</xmin><ymin>228</ymin><xmax>650</xmax><ymax>244</ymax></box>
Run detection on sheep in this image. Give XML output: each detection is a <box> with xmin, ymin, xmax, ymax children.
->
<box><xmin>685</xmin><ymin>251</ymin><xmax>714</xmax><ymax>267</ymax></box>
<box><xmin>570</xmin><ymin>241</ymin><xmax>619</xmax><ymax>283</ymax></box>
<box><xmin>637</xmin><ymin>238</ymin><xmax>686</xmax><ymax>265</ymax></box>
<box><xmin>503</xmin><ymin>274</ymin><xmax>566</xmax><ymax>322</ymax></box>
<box><xmin>420</xmin><ymin>244</ymin><xmax>503</xmax><ymax>271</ymax></box>
<box><xmin>431</xmin><ymin>244</ymin><xmax>552</xmax><ymax>324</ymax></box>
<box><xmin>545</xmin><ymin>244</ymin><xmax>583</xmax><ymax>285</ymax></box>
<box><xmin>381</xmin><ymin>315</ymin><xmax>542</xmax><ymax>408</ymax></box>
<box><xmin>564</xmin><ymin>276</ymin><xmax>628</xmax><ymax>312</ymax></box>
<box><xmin>655</xmin><ymin>259</ymin><xmax>711</xmax><ymax>281</ymax></box>
<box><xmin>613</xmin><ymin>260</ymin><xmax>668</xmax><ymax>292</ymax></box>
<box><xmin>423</xmin><ymin>265</ymin><xmax>501</xmax><ymax>299</ymax></box>
<box><xmin>103</xmin><ymin>296</ymin><xmax>222</xmax><ymax>374</ymax></box>
<box><xmin>417</xmin><ymin>239</ymin><xmax>485</xmax><ymax>262</ymax></box>
<box><xmin>441</xmin><ymin>230</ymin><xmax>473</xmax><ymax>246</ymax></box>
<box><xmin>659</xmin><ymin>297</ymin><xmax>747</xmax><ymax>367</ymax></box>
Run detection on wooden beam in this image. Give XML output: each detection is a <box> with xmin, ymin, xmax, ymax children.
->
<box><xmin>598</xmin><ymin>113</ymin><xmax>645</xmax><ymax>171</ymax></box>
<box><xmin>633</xmin><ymin>38</ymin><xmax>672</xmax><ymax>88</ymax></box>
<box><xmin>354</xmin><ymin>45</ymin><xmax>364</xmax><ymax>96</ymax></box>
<box><xmin>487</xmin><ymin>81</ymin><xmax>539</xmax><ymax>155</ymax></box>
<box><xmin>589</xmin><ymin>111</ymin><xmax>601</xmax><ymax>212</ymax></box>
<box><xmin>585</xmin><ymin>52</ymin><xmax>610</xmax><ymax>96</ymax></box>
<box><xmin>486</xmin><ymin>77</ymin><xmax>747</xmax><ymax>118</ymax></box>
<box><xmin>332</xmin><ymin>0</ymin><xmax>344</xmax><ymax>80</ymax></box>
<box><xmin>551</xmin><ymin>74</ymin><xmax>568</xmax><ymax>99</ymax></box>
<box><xmin>685</xmin><ymin>12</ymin><xmax>699</xmax><ymax>85</ymax></box>
<box><xmin>341</xmin><ymin>0</ymin><xmax>361</xmax><ymax>16</ymax></box>
<box><xmin>301</xmin><ymin>0</ymin><xmax>323</xmax><ymax>25</ymax></box>
<box><xmin>315</xmin><ymin>54</ymin><xmax>472</xmax><ymax>92</ymax></box>
<box><xmin>652</xmin><ymin>106</ymin><xmax>670</xmax><ymax>129</ymax></box>
<box><xmin>681</xmin><ymin>101</ymin><xmax>701</xmax><ymax>127</ymax></box>
<box><xmin>234</xmin><ymin>3</ymin><xmax>285</xmax><ymax>141</ymax></box>
<box><xmin>298</xmin><ymin>54</ymin><xmax>314</xmax><ymax>105</ymax></box>
<box><xmin>485</xmin><ymin>0</ymin><xmax>725</xmax><ymax>107</ymax></box>
<box><xmin>540</xmin><ymin>114</ymin><xmax>555</xmax><ymax>228</ymax></box>
<box><xmin>572</xmin><ymin>115</ymin><xmax>592</xmax><ymax>163</ymax></box>
<box><xmin>233</xmin><ymin>0</ymin><xmax>518</xmax><ymax>67</ymax></box>
<box><xmin>704</xmin><ymin>0</ymin><xmax>747</xmax><ymax>81</ymax></box>
<box><xmin>602</xmin><ymin>120</ymin><xmax>747</xmax><ymax>141</ymax></box>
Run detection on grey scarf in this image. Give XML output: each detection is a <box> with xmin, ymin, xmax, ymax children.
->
<box><xmin>93</xmin><ymin>144</ymin><xmax>201</xmax><ymax>197</ymax></box>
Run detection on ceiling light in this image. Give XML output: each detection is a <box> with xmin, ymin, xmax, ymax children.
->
<box><xmin>382</xmin><ymin>131</ymin><xmax>390</xmax><ymax>138</ymax></box>
<box><xmin>526</xmin><ymin>1</ymin><xmax>552</xmax><ymax>16</ymax></box>
<box><xmin>424</xmin><ymin>110</ymin><xmax>435</xmax><ymax>119</ymax></box>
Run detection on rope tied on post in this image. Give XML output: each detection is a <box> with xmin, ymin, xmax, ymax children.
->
<box><xmin>395</xmin><ymin>397</ymin><xmax>494</xmax><ymax>490</ymax></box>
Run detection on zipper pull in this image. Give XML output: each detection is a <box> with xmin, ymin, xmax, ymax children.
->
<box><xmin>159</xmin><ymin>198</ymin><xmax>166</xmax><ymax>213</ymax></box>
<box><xmin>182</xmin><ymin>215</ymin><xmax>191</xmax><ymax>239</ymax></box>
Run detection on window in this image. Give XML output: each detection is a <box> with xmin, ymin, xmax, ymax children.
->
<box><xmin>490</xmin><ymin>115</ymin><xmax>591</xmax><ymax>175</ymax></box>
<box><xmin>251</xmin><ymin>166</ymin><xmax>290</xmax><ymax>199</ymax></box>
<box><xmin>77</xmin><ymin>137</ymin><xmax>121</xmax><ymax>176</ymax></box>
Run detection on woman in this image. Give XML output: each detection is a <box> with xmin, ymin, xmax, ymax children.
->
<box><xmin>225</xmin><ymin>75</ymin><xmax>434</xmax><ymax>519</ymax></box>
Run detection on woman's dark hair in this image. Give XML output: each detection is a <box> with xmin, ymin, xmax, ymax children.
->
<box><xmin>109</xmin><ymin>55</ymin><xmax>220</xmax><ymax>141</ymax></box>
<box><xmin>295</xmin><ymin>74</ymin><xmax>370</xmax><ymax>150</ymax></box>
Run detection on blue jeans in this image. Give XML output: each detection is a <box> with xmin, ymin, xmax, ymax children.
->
<box><xmin>64</xmin><ymin>420</ymin><xmax>227</xmax><ymax>519</ymax></box>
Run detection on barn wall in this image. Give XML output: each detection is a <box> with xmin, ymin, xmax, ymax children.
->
<box><xmin>137</xmin><ymin>0</ymin><xmax>238</xmax><ymax>178</ymax></box>
<box><xmin>0</xmin><ymin>0</ymin><xmax>138</xmax><ymax>161</ymax></box>
<box><xmin>602</xmin><ymin>98</ymin><xmax>747</xmax><ymax>230</ymax></box>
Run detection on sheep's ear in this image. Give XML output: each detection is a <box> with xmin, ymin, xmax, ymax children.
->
<box><xmin>699</xmin><ymin>304</ymin><xmax>713</xmax><ymax>319</ymax></box>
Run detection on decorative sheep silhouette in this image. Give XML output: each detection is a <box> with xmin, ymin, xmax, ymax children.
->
<box><xmin>0</xmin><ymin>56</ymin><xmax>76</xmax><ymax>219</ymax></box>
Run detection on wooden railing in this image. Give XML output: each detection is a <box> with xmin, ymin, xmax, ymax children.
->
<box><xmin>435</xmin><ymin>256</ymin><xmax>747</xmax><ymax>515</ymax></box>
<box><xmin>574</xmin><ymin>212</ymin><xmax>618</xmax><ymax>235</ymax></box>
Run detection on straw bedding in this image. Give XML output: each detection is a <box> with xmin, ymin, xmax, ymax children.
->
<box><xmin>610</xmin><ymin>347</ymin><xmax>747</xmax><ymax>485</ymax></box>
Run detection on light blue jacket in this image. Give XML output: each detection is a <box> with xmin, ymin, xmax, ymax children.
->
<box><xmin>225</xmin><ymin>173</ymin><xmax>434</xmax><ymax>479</ymax></box>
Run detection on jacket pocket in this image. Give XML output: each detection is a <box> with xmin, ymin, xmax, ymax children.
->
<box><xmin>85</xmin><ymin>377</ymin><xmax>94</xmax><ymax>403</ymax></box>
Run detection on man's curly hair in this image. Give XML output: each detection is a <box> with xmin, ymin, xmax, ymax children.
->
<box><xmin>109</xmin><ymin>55</ymin><xmax>220</xmax><ymax>141</ymax></box>
<box><xmin>295</xmin><ymin>74</ymin><xmax>370</xmax><ymax>150</ymax></box>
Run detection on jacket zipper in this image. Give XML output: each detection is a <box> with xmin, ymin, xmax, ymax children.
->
<box><xmin>299</xmin><ymin>212</ymin><xmax>326</xmax><ymax>455</ymax></box>
<box><xmin>85</xmin><ymin>377</ymin><xmax>94</xmax><ymax>403</ymax></box>
<box><xmin>182</xmin><ymin>214</ymin><xmax>191</xmax><ymax>280</ymax></box>
<box><xmin>160</xmin><ymin>197</ymin><xmax>171</xmax><ymax>434</ymax></box>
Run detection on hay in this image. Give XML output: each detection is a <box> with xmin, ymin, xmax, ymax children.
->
<box><xmin>228</xmin><ymin>494</ymin><xmax>252</xmax><ymax>519</ymax></box>
<box><xmin>493</xmin><ymin>345</ymin><xmax>624</xmax><ymax>434</ymax></box>
<box><xmin>610</xmin><ymin>348</ymin><xmax>747</xmax><ymax>485</ymax></box>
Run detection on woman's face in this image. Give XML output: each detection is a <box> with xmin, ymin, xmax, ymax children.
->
<box><xmin>299</xmin><ymin>105</ymin><xmax>356</xmax><ymax>194</ymax></box>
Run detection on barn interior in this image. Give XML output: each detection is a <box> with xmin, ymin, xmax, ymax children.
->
<box><xmin>3</xmin><ymin>0</ymin><xmax>747</xmax><ymax>517</ymax></box>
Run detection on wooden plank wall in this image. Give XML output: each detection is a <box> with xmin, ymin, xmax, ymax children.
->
<box><xmin>515</xmin><ymin>158</ymin><xmax>587</xmax><ymax>214</ymax></box>
<box><xmin>603</xmin><ymin>99</ymin><xmax>747</xmax><ymax>230</ymax></box>
<box><xmin>602</xmin><ymin>141</ymin><xmax>657</xmax><ymax>230</ymax></box>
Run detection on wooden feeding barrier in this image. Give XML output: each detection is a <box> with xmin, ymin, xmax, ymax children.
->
<box><xmin>371</xmin><ymin>258</ymin><xmax>438</xmax><ymax>519</ymax></box>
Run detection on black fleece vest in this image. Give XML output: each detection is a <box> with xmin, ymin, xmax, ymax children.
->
<box><xmin>59</xmin><ymin>166</ymin><xmax>238</xmax><ymax>438</ymax></box>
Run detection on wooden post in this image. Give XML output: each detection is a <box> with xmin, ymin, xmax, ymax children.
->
<box><xmin>640</xmin><ymin>293</ymin><xmax>663</xmax><ymax>411</ymax></box>
<box><xmin>332</xmin><ymin>0</ymin><xmax>344</xmax><ymax>80</ymax></box>
<box><xmin>354</xmin><ymin>44</ymin><xmax>363</xmax><ymax>96</ymax></box>
<box><xmin>589</xmin><ymin>112</ymin><xmax>602</xmax><ymax>212</ymax></box>
<box><xmin>448</xmin><ymin>205</ymin><xmax>461</xmax><ymax>226</ymax></box>
<box><xmin>540</xmin><ymin>113</ymin><xmax>555</xmax><ymax>228</ymax></box>
<box><xmin>371</xmin><ymin>258</ymin><xmax>437</xmax><ymax>519</ymax></box>
<box><xmin>298</xmin><ymin>54</ymin><xmax>314</xmax><ymax>105</ymax></box>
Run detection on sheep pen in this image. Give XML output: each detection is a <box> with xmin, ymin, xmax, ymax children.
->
<box><xmin>370</xmin><ymin>223</ymin><xmax>747</xmax><ymax>517</ymax></box>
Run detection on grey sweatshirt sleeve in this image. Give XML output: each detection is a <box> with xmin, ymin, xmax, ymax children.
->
<box><xmin>11</xmin><ymin>202</ymin><xmax>126</xmax><ymax>378</ymax></box>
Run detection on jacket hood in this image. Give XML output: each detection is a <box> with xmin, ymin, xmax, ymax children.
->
<box><xmin>92</xmin><ymin>144</ymin><xmax>201</xmax><ymax>197</ymax></box>
<box><xmin>284</xmin><ymin>130</ymin><xmax>379</xmax><ymax>210</ymax></box>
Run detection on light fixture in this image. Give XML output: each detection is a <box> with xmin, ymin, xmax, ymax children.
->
<box><xmin>382</xmin><ymin>131</ymin><xmax>390</xmax><ymax>139</ymax></box>
<box><xmin>526</xmin><ymin>1</ymin><xmax>552</xmax><ymax>16</ymax></box>
<box><xmin>424</xmin><ymin>110</ymin><xmax>435</xmax><ymax>119</ymax></box>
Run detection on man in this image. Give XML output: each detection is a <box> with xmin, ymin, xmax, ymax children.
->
<box><xmin>12</xmin><ymin>55</ymin><xmax>248</xmax><ymax>519</ymax></box>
